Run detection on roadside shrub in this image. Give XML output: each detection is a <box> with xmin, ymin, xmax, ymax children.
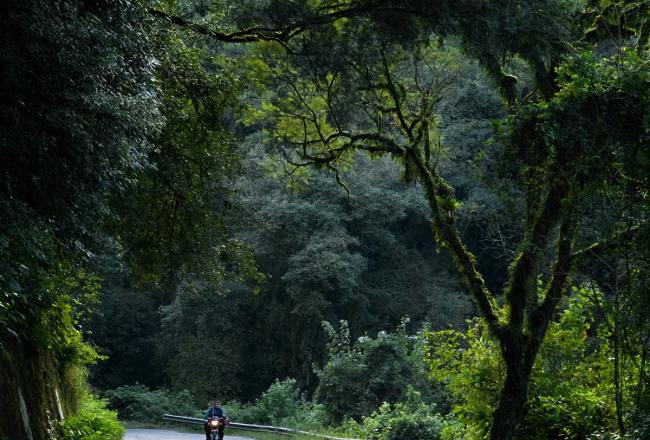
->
<box><xmin>222</xmin><ymin>400</ymin><xmax>259</xmax><ymax>423</ymax></box>
<box><xmin>256</xmin><ymin>378</ymin><xmax>301</xmax><ymax>423</ymax></box>
<box><xmin>104</xmin><ymin>384</ymin><xmax>196</xmax><ymax>422</ymax></box>
<box><xmin>315</xmin><ymin>319</ymin><xmax>441</xmax><ymax>423</ymax></box>
<box><xmin>359</xmin><ymin>390</ymin><xmax>443</xmax><ymax>440</ymax></box>
<box><xmin>58</xmin><ymin>394</ymin><xmax>123</xmax><ymax>440</ymax></box>
<box><xmin>224</xmin><ymin>379</ymin><xmax>299</xmax><ymax>425</ymax></box>
<box><xmin>285</xmin><ymin>401</ymin><xmax>328</xmax><ymax>429</ymax></box>
<box><xmin>225</xmin><ymin>379</ymin><xmax>327</xmax><ymax>429</ymax></box>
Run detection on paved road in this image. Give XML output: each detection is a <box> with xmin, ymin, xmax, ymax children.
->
<box><xmin>124</xmin><ymin>428</ymin><xmax>254</xmax><ymax>440</ymax></box>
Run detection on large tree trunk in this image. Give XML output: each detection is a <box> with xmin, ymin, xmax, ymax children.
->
<box><xmin>613</xmin><ymin>328</ymin><xmax>626</xmax><ymax>434</ymax></box>
<box><xmin>636</xmin><ymin>335</ymin><xmax>649</xmax><ymax>409</ymax></box>
<box><xmin>489</xmin><ymin>347</ymin><xmax>533</xmax><ymax>440</ymax></box>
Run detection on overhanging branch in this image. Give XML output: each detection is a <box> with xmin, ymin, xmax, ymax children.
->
<box><xmin>410</xmin><ymin>150</ymin><xmax>503</xmax><ymax>338</ymax></box>
<box><xmin>148</xmin><ymin>8</ymin><xmax>305</xmax><ymax>43</ymax></box>
<box><xmin>504</xmin><ymin>182</ymin><xmax>567</xmax><ymax>338</ymax></box>
<box><xmin>571</xmin><ymin>224</ymin><xmax>642</xmax><ymax>264</ymax></box>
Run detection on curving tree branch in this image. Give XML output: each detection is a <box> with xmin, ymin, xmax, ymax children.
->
<box><xmin>148</xmin><ymin>8</ymin><xmax>306</xmax><ymax>43</ymax></box>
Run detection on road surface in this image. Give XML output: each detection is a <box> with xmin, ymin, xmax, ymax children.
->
<box><xmin>124</xmin><ymin>428</ymin><xmax>255</xmax><ymax>440</ymax></box>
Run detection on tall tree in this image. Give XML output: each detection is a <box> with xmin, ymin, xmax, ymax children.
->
<box><xmin>1</xmin><ymin>1</ymin><xmax>160</xmax><ymax>438</ymax></box>
<box><xmin>0</xmin><ymin>0</ymin><xmax>160</xmax><ymax>362</ymax></box>
<box><xmin>109</xmin><ymin>28</ymin><xmax>258</xmax><ymax>301</ymax></box>
<box><xmin>239</xmin><ymin>8</ymin><xmax>650</xmax><ymax>438</ymax></box>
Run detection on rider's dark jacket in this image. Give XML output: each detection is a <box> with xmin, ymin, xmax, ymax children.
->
<box><xmin>204</xmin><ymin>406</ymin><xmax>224</xmax><ymax>418</ymax></box>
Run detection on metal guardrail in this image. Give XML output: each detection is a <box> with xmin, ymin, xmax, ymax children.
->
<box><xmin>161</xmin><ymin>414</ymin><xmax>361</xmax><ymax>440</ymax></box>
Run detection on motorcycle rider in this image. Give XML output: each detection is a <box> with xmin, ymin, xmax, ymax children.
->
<box><xmin>203</xmin><ymin>400</ymin><xmax>226</xmax><ymax>440</ymax></box>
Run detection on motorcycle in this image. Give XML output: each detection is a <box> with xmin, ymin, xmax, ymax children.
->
<box><xmin>206</xmin><ymin>416</ymin><xmax>229</xmax><ymax>440</ymax></box>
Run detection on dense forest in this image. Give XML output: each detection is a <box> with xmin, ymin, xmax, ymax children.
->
<box><xmin>1</xmin><ymin>1</ymin><xmax>649</xmax><ymax>440</ymax></box>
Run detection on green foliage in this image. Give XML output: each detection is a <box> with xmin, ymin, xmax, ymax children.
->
<box><xmin>350</xmin><ymin>389</ymin><xmax>444</xmax><ymax>440</ymax></box>
<box><xmin>255</xmin><ymin>379</ymin><xmax>302</xmax><ymax>424</ymax></box>
<box><xmin>225</xmin><ymin>379</ymin><xmax>327</xmax><ymax>429</ymax></box>
<box><xmin>57</xmin><ymin>394</ymin><xmax>124</xmax><ymax>440</ymax></box>
<box><xmin>503</xmin><ymin>45</ymin><xmax>650</xmax><ymax>203</ymax></box>
<box><xmin>111</xmin><ymin>29</ymin><xmax>260</xmax><ymax>298</ymax></box>
<box><xmin>579</xmin><ymin>0</ymin><xmax>650</xmax><ymax>46</ymax></box>
<box><xmin>38</xmin><ymin>263</ymin><xmax>103</xmax><ymax>369</ymax></box>
<box><xmin>156</xmin><ymin>284</ymin><xmax>252</xmax><ymax>402</ymax></box>
<box><xmin>524</xmin><ymin>291</ymin><xmax>614</xmax><ymax>438</ymax></box>
<box><xmin>229</xmin><ymin>5</ymin><xmax>650</xmax><ymax>439</ymax></box>
<box><xmin>1</xmin><ymin>239</ymin><xmax>102</xmax><ymax>368</ymax></box>
<box><xmin>88</xmin><ymin>281</ymin><xmax>163</xmax><ymax>390</ymax></box>
<box><xmin>425</xmin><ymin>319</ymin><xmax>502</xmax><ymax>436</ymax></box>
<box><xmin>587</xmin><ymin>414</ymin><xmax>650</xmax><ymax>440</ymax></box>
<box><xmin>425</xmin><ymin>290</ymin><xmax>622</xmax><ymax>439</ymax></box>
<box><xmin>315</xmin><ymin>320</ymin><xmax>445</xmax><ymax>423</ymax></box>
<box><xmin>3</xmin><ymin>2</ymin><xmax>649</xmax><ymax>440</ymax></box>
<box><xmin>103</xmin><ymin>385</ymin><xmax>197</xmax><ymax>422</ymax></box>
<box><xmin>576</xmin><ymin>278</ymin><xmax>650</xmax><ymax>437</ymax></box>
<box><xmin>0</xmin><ymin>0</ymin><xmax>160</xmax><ymax>262</ymax></box>
<box><xmin>0</xmin><ymin>0</ymin><xmax>160</xmax><ymax>392</ymax></box>
<box><xmin>153</xmin><ymin>150</ymin><xmax>470</xmax><ymax>401</ymax></box>
<box><xmin>313</xmin><ymin>321</ymin><xmax>370</xmax><ymax>422</ymax></box>
<box><xmin>230</xmin><ymin>0</ymin><xmax>575</xmax><ymax>97</ymax></box>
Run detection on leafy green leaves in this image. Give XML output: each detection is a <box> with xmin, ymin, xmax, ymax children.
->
<box><xmin>315</xmin><ymin>320</ymin><xmax>441</xmax><ymax>423</ymax></box>
<box><xmin>424</xmin><ymin>289</ymin><xmax>625</xmax><ymax>439</ymax></box>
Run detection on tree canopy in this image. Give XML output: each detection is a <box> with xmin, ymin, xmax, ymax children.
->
<box><xmin>2</xmin><ymin>1</ymin><xmax>649</xmax><ymax>440</ymax></box>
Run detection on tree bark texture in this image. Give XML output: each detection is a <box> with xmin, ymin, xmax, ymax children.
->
<box><xmin>490</xmin><ymin>360</ymin><xmax>532</xmax><ymax>440</ymax></box>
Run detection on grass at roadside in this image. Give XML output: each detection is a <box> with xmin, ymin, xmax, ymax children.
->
<box><xmin>227</xmin><ymin>428</ymin><xmax>292</xmax><ymax>439</ymax></box>
<box><xmin>227</xmin><ymin>427</ymin><xmax>358</xmax><ymax>440</ymax></box>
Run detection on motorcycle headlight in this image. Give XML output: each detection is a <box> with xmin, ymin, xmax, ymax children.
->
<box><xmin>210</xmin><ymin>420</ymin><xmax>219</xmax><ymax>427</ymax></box>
